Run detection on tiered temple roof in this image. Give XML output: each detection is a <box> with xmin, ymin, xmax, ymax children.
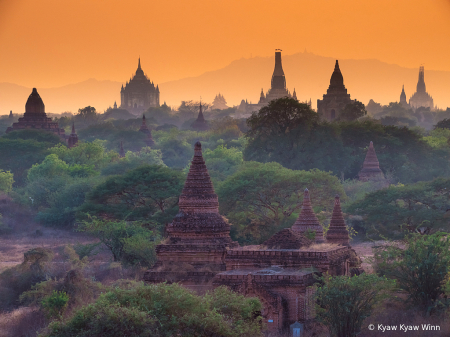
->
<box><xmin>67</xmin><ymin>122</ymin><xmax>78</xmax><ymax>148</ymax></box>
<box><xmin>325</xmin><ymin>195</ymin><xmax>350</xmax><ymax>246</ymax></box>
<box><xmin>138</xmin><ymin>114</ymin><xmax>155</xmax><ymax>146</ymax></box>
<box><xmin>291</xmin><ymin>189</ymin><xmax>325</xmax><ymax>243</ymax></box>
<box><xmin>358</xmin><ymin>141</ymin><xmax>384</xmax><ymax>181</ymax></box>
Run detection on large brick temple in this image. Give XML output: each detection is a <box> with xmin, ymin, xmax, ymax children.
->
<box><xmin>144</xmin><ymin>141</ymin><xmax>363</xmax><ymax>333</ymax></box>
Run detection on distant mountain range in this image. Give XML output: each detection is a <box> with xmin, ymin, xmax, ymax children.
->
<box><xmin>2</xmin><ymin>52</ymin><xmax>450</xmax><ymax>115</ymax></box>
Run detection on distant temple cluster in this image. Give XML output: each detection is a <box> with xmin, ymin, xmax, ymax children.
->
<box><xmin>120</xmin><ymin>58</ymin><xmax>160</xmax><ymax>115</ymax></box>
<box><xmin>144</xmin><ymin>141</ymin><xmax>365</xmax><ymax>333</ymax></box>
<box><xmin>399</xmin><ymin>66</ymin><xmax>435</xmax><ymax>111</ymax></box>
<box><xmin>6</xmin><ymin>88</ymin><xmax>78</xmax><ymax>148</ymax></box>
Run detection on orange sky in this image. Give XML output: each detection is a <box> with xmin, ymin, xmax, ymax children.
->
<box><xmin>1</xmin><ymin>0</ymin><xmax>450</xmax><ymax>89</ymax></box>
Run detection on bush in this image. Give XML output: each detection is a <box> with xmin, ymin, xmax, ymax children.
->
<box><xmin>315</xmin><ymin>273</ymin><xmax>394</xmax><ymax>337</ymax></box>
<box><xmin>374</xmin><ymin>232</ymin><xmax>450</xmax><ymax>313</ymax></box>
<box><xmin>40</xmin><ymin>290</ymin><xmax>69</xmax><ymax>319</ymax></box>
<box><xmin>40</xmin><ymin>283</ymin><xmax>263</xmax><ymax>337</ymax></box>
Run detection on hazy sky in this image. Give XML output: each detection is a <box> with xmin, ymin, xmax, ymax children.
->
<box><xmin>1</xmin><ymin>0</ymin><xmax>450</xmax><ymax>88</ymax></box>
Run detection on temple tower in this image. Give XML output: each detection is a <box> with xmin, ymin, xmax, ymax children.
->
<box><xmin>291</xmin><ymin>189</ymin><xmax>325</xmax><ymax>243</ymax></box>
<box><xmin>399</xmin><ymin>85</ymin><xmax>410</xmax><ymax>109</ymax></box>
<box><xmin>409</xmin><ymin>66</ymin><xmax>434</xmax><ymax>111</ymax></box>
<box><xmin>264</xmin><ymin>50</ymin><xmax>292</xmax><ymax>102</ymax></box>
<box><xmin>358</xmin><ymin>141</ymin><xmax>384</xmax><ymax>181</ymax></box>
<box><xmin>8</xmin><ymin>110</ymin><xmax>13</xmax><ymax>119</ymax></box>
<box><xmin>119</xmin><ymin>141</ymin><xmax>125</xmax><ymax>158</ymax></box>
<box><xmin>67</xmin><ymin>122</ymin><xmax>79</xmax><ymax>148</ymax></box>
<box><xmin>317</xmin><ymin>60</ymin><xmax>353</xmax><ymax>121</ymax></box>
<box><xmin>138</xmin><ymin>114</ymin><xmax>155</xmax><ymax>147</ymax></box>
<box><xmin>120</xmin><ymin>58</ymin><xmax>160</xmax><ymax>115</ymax></box>
<box><xmin>190</xmin><ymin>102</ymin><xmax>209</xmax><ymax>131</ymax></box>
<box><xmin>326</xmin><ymin>195</ymin><xmax>350</xmax><ymax>246</ymax></box>
<box><xmin>6</xmin><ymin>88</ymin><xmax>66</xmax><ymax>139</ymax></box>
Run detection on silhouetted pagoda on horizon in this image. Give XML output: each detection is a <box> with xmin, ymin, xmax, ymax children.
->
<box><xmin>326</xmin><ymin>195</ymin><xmax>350</xmax><ymax>246</ymax></box>
<box><xmin>409</xmin><ymin>66</ymin><xmax>435</xmax><ymax>111</ymax></box>
<box><xmin>6</xmin><ymin>88</ymin><xmax>66</xmax><ymax>137</ymax></box>
<box><xmin>358</xmin><ymin>141</ymin><xmax>384</xmax><ymax>181</ymax></box>
<box><xmin>317</xmin><ymin>60</ymin><xmax>354</xmax><ymax>121</ymax></box>
<box><xmin>67</xmin><ymin>122</ymin><xmax>78</xmax><ymax>148</ymax></box>
<box><xmin>190</xmin><ymin>102</ymin><xmax>209</xmax><ymax>131</ymax></box>
<box><xmin>291</xmin><ymin>188</ymin><xmax>325</xmax><ymax>243</ymax></box>
<box><xmin>138</xmin><ymin>114</ymin><xmax>155</xmax><ymax>147</ymax></box>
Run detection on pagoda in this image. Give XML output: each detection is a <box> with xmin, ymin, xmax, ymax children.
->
<box><xmin>190</xmin><ymin>102</ymin><xmax>209</xmax><ymax>131</ymax></box>
<box><xmin>6</xmin><ymin>88</ymin><xmax>66</xmax><ymax>139</ymax></box>
<box><xmin>358</xmin><ymin>141</ymin><xmax>384</xmax><ymax>181</ymax></box>
<box><xmin>138</xmin><ymin>114</ymin><xmax>155</xmax><ymax>147</ymax></box>
<box><xmin>325</xmin><ymin>195</ymin><xmax>350</xmax><ymax>246</ymax></box>
<box><xmin>67</xmin><ymin>122</ymin><xmax>79</xmax><ymax>148</ymax></box>
<box><xmin>317</xmin><ymin>60</ymin><xmax>353</xmax><ymax>121</ymax></box>
<box><xmin>409</xmin><ymin>66</ymin><xmax>434</xmax><ymax>111</ymax></box>
<box><xmin>291</xmin><ymin>189</ymin><xmax>325</xmax><ymax>243</ymax></box>
<box><xmin>144</xmin><ymin>141</ymin><xmax>237</xmax><ymax>288</ymax></box>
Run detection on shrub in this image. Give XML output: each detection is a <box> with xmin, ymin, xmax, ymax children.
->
<box><xmin>40</xmin><ymin>291</ymin><xmax>69</xmax><ymax>319</ymax></box>
<box><xmin>374</xmin><ymin>232</ymin><xmax>450</xmax><ymax>314</ymax></box>
<box><xmin>315</xmin><ymin>273</ymin><xmax>394</xmax><ymax>337</ymax></box>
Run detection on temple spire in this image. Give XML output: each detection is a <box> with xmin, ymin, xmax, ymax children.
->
<box><xmin>416</xmin><ymin>66</ymin><xmax>426</xmax><ymax>93</ymax></box>
<box><xmin>291</xmin><ymin>188</ymin><xmax>325</xmax><ymax>243</ymax></box>
<box><xmin>191</xmin><ymin>101</ymin><xmax>209</xmax><ymax>131</ymax></box>
<box><xmin>326</xmin><ymin>195</ymin><xmax>350</xmax><ymax>246</ymax></box>
<box><xmin>329</xmin><ymin>60</ymin><xmax>345</xmax><ymax>90</ymax></box>
<box><xmin>67</xmin><ymin>122</ymin><xmax>78</xmax><ymax>148</ymax></box>
<box><xmin>271</xmin><ymin>50</ymin><xmax>286</xmax><ymax>90</ymax></box>
<box><xmin>358</xmin><ymin>141</ymin><xmax>384</xmax><ymax>181</ymax></box>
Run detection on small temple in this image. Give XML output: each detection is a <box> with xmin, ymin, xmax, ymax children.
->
<box><xmin>144</xmin><ymin>141</ymin><xmax>363</xmax><ymax>333</ymax></box>
<box><xmin>138</xmin><ymin>114</ymin><xmax>155</xmax><ymax>147</ymax></box>
<box><xmin>317</xmin><ymin>60</ymin><xmax>354</xmax><ymax>121</ymax></box>
<box><xmin>67</xmin><ymin>122</ymin><xmax>78</xmax><ymax>149</ymax></box>
<box><xmin>358</xmin><ymin>141</ymin><xmax>384</xmax><ymax>182</ymax></box>
<box><xmin>399</xmin><ymin>85</ymin><xmax>410</xmax><ymax>109</ymax></box>
<box><xmin>6</xmin><ymin>88</ymin><xmax>77</xmax><ymax>148</ymax></box>
<box><xmin>190</xmin><ymin>102</ymin><xmax>209</xmax><ymax>131</ymax></box>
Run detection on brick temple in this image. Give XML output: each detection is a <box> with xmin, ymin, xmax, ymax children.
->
<box><xmin>144</xmin><ymin>141</ymin><xmax>362</xmax><ymax>333</ymax></box>
<box><xmin>6</xmin><ymin>88</ymin><xmax>78</xmax><ymax>148</ymax></box>
<box><xmin>358</xmin><ymin>141</ymin><xmax>384</xmax><ymax>182</ymax></box>
<box><xmin>138</xmin><ymin>114</ymin><xmax>155</xmax><ymax>147</ymax></box>
<box><xmin>190</xmin><ymin>102</ymin><xmax>209</xmax><ymax>131</ymax></box>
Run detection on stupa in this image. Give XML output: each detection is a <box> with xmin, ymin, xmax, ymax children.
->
<box><xmin>6</xmin><ymin>88</ymin><xmax>66</xmax><ymax>138</ymax></box>
<box><xmin>291</xmin><ymin>189</ymin><xmax>325</xmax><ymax>243</ymax></box>
<box><xmin>190</xmin><ymin>102</ymin><xmax>209</xmax><ymax>131</ymax></box>
<box><xmin>325</xmin><ymin>195</ymin><xmax>350</xmax><ymax>246</ymax></box>
<box><xmin>67</xmin><ymin>122</ymin><xmax>79</xmax><ymax>148</ymax></box>
<box><xmin>138</xmin><ymin>114</ymin><xmax>155</xmax><ymax>147</ymax></box>
<box><xmin>358</xmin><ymin>141</ymin><xmax>384</xmax><ymax>181</ymax></box>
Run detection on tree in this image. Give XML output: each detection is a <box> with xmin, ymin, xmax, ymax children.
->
<box><xmin>0</xmin><ymin>170</ymin><xmax>14</xmax><ymax>193</ymax></box>
<box><xmin>345</xmin><ymin>177</ymin><xmax>450</xmax><ymax>239</ymax></box>
<box><xmin>178</xmin><ymin>100</ymin><xmax>211</xmax><ymax>121</ymax></box>
<box><xmin>77</xmin><ymin>217</ymin><xmax>160</xmax><ymax>266</ymax></box>
<box><xmin>27</xmin><ymin>154</ymin><xmax>69</xmax><ymax>182</ymax></box>
<box><xmin>0</xmin><ymin>138</ymin><xmax>51</xmax><ymax>186</ymax></box>
<box><xmin>101</xmin><ymin>147</ymin><xmax>165</xmax><ymax>176</ymax></box>
<box><xmin>76</xmin><ymin>106</ymin><xmax>98</xmax><ymax>121</ymax></box>
<box><xmin>374</xmin><ymin>233</ymin><xmax>450</xmax><ymax>313</ymax></box>
<box><xmin>42</xmin><ymin>283</ymin><xmax>263</xmax><ymax>337</ymax></box>
<box><xmin>217</xmin><ymin>162</ymin><xmax>345</xmax><ymax>244</ymax></box>
<box><xmin>315</xmin><ymin>273</ymin><xmax>394</xmax><ymax>337</ymax></box>
<box><xmin>202</xmin><ymin>145</ymin><xmax>243</xmax><ymax>183</ymax></box>
<box><xmin>80</xmin><ymin>165</ymin><xmax>184</xmax><ymax>224</ymax></box>
<box><xmin>2</xmin><ymin>129</ymin><xmax>65</xmax><ymax>146</ymax></box>
<box><xmin>434</xmin><ymin>118</ymin><xmax>450</xmax><ymax>130</ymax></box>
<box><xmin>338</xmin><ymin>100</ymin><xmax>367</xmax><ymax>121</ymax></box>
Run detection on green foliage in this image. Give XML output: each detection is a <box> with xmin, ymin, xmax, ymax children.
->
<box><xmin>0</xmin><ymin>169</ymin><xmax>14</xmax><ymax>193</ymax></box>
<box><xmin>217</xmin><ymin>162</ymin><xmax>345</xmax><ymax>244</ymax></box>
<box><xmin>72</xmin><ymin>242</ymin><xmax>102</xmax><ymax>260</ymax></box>
<box><xmin>245</xmin><ymin>103</ymin><xmax>450</xmax><ymax>183</ymax></box>
<box><xmin>27</xmin><ymin>154</ymin><xmax>69</xmax><ymax>181</ymax></box>
<box><xmin>435</xmin><ymin>118</ymin><xmax>450</xmax><ymax>130</ymax></box>
<box><xmin>342</xmin><ymin>177</ymin><xmax>389</xmax><ymax>204</ymax></box>
<box><xmin>77</xmin><ymin>217</ymin><xmax>160</xmax><ymax>266</ymax></box>
<box><xmin>338</xmin><ymin>100</ymin><xmax>367</xmax><ymax>121</ymax></box>
<box><xmin>158</xmin><ymin>133</ymin><xmax>193</xmax><ymax>168</ymax></box>
<box><xmin>423</xmin><ymin>128</ymin><xmax>450</xmax><ymax>149</ymax></box>
<box><xmin>202</xmin><ymin>145</ymin><xmax>243</xmax><ymax>183</ymax></box>
<box><xmin>345</xmin><ymin>177</ymin><xmax>450</xmax><ymax>239</ymax></box>
<box><xmin>101</xmin><ymin>147</ymin><xmax>165</xmax><ymax>176</ymax></box>
<box><xmin>41</xmin><ymin>283</ymin><xmax>263</xmax><ymax>337</ymax></box>
<box><xmin>49</xmin><ymin>140</ymin><xmax>118</xmax><ymax>170</ymax></box>
<box><xmin>374</xmin><ymin>233</ymin><xmax>450</xmax><ymax>313</ymax></box>
<box><xmin>81</xmin><ymin>165</ymin><xmax>183</xmax><ymax>224</ymax></box>
<box><xmin>76</xmin><ymin>106</ymin><xmax>98</xmax><ymax>122</ymax></box>
<box><xmin>3</xmin><ymin>129</ymin><xmax>65</xmax><ymax>146</ymax></box>
<box><xmin>315</xmin><ymin>273</ymin><xmax>394</xmax><ymax>337</ymax></box>
<box><xmin>0</xmin><ymin>138</ymin><xmax>51</xmax><ymax>185</ymax></box>
<box><xmin>304</xmin><ymin>229</ymin><xmax>317</xmax><ymax>240</ymax></box>
<box><xmin>40</xmin><ymin>290</ymin><xmax>70</xmax><ymax>319</ymax></box>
